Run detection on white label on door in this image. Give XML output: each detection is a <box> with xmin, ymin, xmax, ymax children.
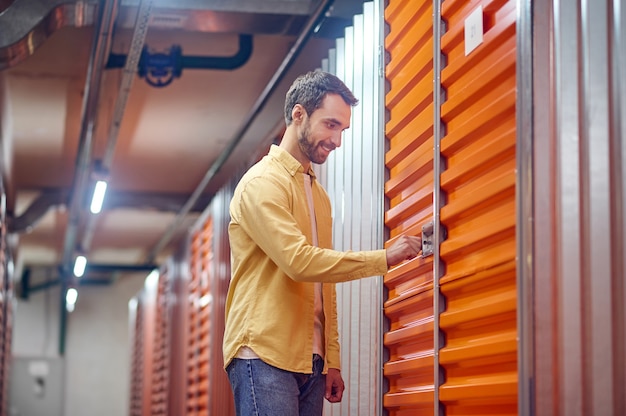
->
<box><xmin>465</xmin><ymin>5</ymin><xmax>484</xmax><ymax>56</ymax></box>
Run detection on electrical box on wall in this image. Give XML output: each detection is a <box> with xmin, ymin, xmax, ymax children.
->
<box><xmin>9</xmin><ymin>357</ymin><xmax>64</xmax><ymax>416</ymax></box>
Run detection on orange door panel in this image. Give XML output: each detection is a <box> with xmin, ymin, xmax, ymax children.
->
<box><xmin>384</xmin><ymin>0</ymin><xmax>517</xmax><ymax>414</ymax></box>
<box><xmin>439</xmin><ymin>0</ymin><xmax>517</xmax><ymax>414</ymax></box>
<box><xmin>384</xmin><ymin>0</ymin><xmax>435</xmax><ymax>414</ymax></box>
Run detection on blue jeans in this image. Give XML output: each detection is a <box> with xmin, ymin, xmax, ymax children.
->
<box><xmin>226</xmin><ymin>354</ymin><xmax>326</xmax><ymax>416</ymax></box>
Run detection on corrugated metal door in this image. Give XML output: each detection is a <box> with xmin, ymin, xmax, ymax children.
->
<box><xmin>438</xmin><ymin>0</ymin><xmax>518</xmax><ymax>414</ymax></box>
<box><xmin>383</xmin><ymin>0</ymin><xmax>518</xmax><ymax>414</ymax></box>
<box><xmin>382</xmin><ymin>0</ymin><xmax>436</xmax><ymax>414</ymax></box>
<box><xmin>315</xmin><ymin>2</ymin><xmax>386</xmax><ymax>414</ymax></box>
<box><xmin>186</xmin><ymin>218</ymin><xmax>213</xmax><ymax>415</ymax></box>
<box><xmin>0</xmin><ymin>219</ymin><xmax>12</xmax><ymax>416</ymax></box>
<box><xmin>206</xmin><ymin>185</ymin><xmax>236</xmax><ymax>416</ymax></box>
<box><xmin>150</xmin><ymin>269</ymin><xmax>170</xmax><ymax>416</ymax></box>
<box><xmin>128</xmin><ymin>297</ymin><xmax>145</xmax><ymax>416</ymax></box>
<box><xmin>186</xmin><ymin>183</ymin><xmax>235</xmax><ymax>415</ymax></box>
<box><xmin>128</xmin><ymin>272</ymin><xmax>159</xmax><ymax>416</ymax></box>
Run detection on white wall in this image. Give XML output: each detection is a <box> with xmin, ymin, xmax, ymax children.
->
<box><xmin>13</xmin><ymin>285</ymin><xmax>60</xmax><ymax>357</ymax></box>
<box><xmin>12</xmin><ymin>273</ymin><xmax>145</xmax><ymax>416</ymax></box>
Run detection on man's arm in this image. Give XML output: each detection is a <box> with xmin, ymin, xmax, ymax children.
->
<box><xmin>236</xmin><ymin>177</ymin><xmax>422</xmax><ymax>283</ymax></box>
<box><xmin>236</xmin><ymin>176</ymin><xmax>389</xmax><ymax>283</ymax></box>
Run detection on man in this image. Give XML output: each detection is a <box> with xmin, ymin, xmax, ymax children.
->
<box><xmin>223</xmin><ymin>70</ymin><xmax>422</xmax><ymax>415</ymax></box>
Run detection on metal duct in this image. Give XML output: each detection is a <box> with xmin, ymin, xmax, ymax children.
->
<box><xmin>59</xmin><ymin>0</ymin><xmax>118</xmax><ymax>272</ymax></box>
<box><xmin>0</xmin><ymin>0</ymin><xmax>97</xmax><ymax>70</ymax></box>
<box><xmin>77</xmin><ymin>0</ymin><xmax>153</xmax><ymax>255</ymax></box>
<box><xmin>56</xmin><ymin>0</ymin><xmax>117</xmax><ymax>356</ymax></box>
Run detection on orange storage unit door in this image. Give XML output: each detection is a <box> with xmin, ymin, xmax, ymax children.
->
<box><xmin>128</xmin><ymin>297</ymin><xmax>146</xmax><ymax>416</ymax></box>
<box><xmin>186</xmin><ymin>200</ymin><xmax>235</xmax><ymax>416</ymax></box>
<box><xmin>186</xmin><ymin>218</ymin><xmax>213</xmax><ymax>415</ymax></box>
<box><xmin>438</xmin><ymin>0</ymin><xmax>517</xmax><ymax>414</ymax></box>
<box><xmin>150</xmin><ymin>270</ymin><xmax>171</xmax><ymax>416</ymax></box>
<box><xmin>383</xmin><ymin>0</ymin><xmax>518</xmax><ymax>414</ymax></box>
<box><xmin>0</xmin><ymin>223</ymin><xmax>10</xmax><ymax>416</ymax></box>
<box><xmin>383</xmin><ymin>0</ymin><xmax>436</xmax><ymax>415</ymax></box>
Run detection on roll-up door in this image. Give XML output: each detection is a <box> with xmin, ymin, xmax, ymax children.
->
<box><xmin>128</xmin><ymin>263</ymin><xmax>189</xmax><ymax>416</ymax></box>
<box><xmin>186</xmin><ymin>218</ymin><xmax>213</xmax><ymax>415</ymax></box>
<box><xmin>185</xmin><ymin>183</ymin><xmax>235</xmax><ymax>415</ymax></box>
<box><xmin>130</xmin><ymin>279</ymin><xmax>162</xmax><ymax>416</ymax></box>
<box><xmin>438</xmin><ymin>0</ymin><xmax>517</xmax><ymax>414</ymax></box>
<box><xmin>383</xmin><ymin>0</ymin><xmax>517</xmax><ymax>414</ymax></box>
<box><xmin>128</xmin><ymin>297</ymin><xmax>145</xmax><ymax>416</ymax></box>
<box><xmin>205</xmin><ymin>186</ymin><xmax>236</xmax><ymax>415</ymax></box>
<box><xmin>150</xmin><ymin>269</ymin><xmax>170</xmax><ymax>416</ymax></box>
<box><xmin>0</xmin><ymin>220</ymin><xmax>10</xmax><ymax>416</ymax></box>
<box><xmin>383</xmin><ymin>0</ymin><xmax>436</xmax><ymax>414</ymax></box>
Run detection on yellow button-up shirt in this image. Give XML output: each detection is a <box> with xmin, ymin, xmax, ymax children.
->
<box><xmin>223</xmin><ymin>145</ymin><xmax>388</xmax><ymax>374</ymax></box>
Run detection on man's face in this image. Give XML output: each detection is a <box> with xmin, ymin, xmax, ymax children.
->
<box><xmin>296</xmin><ymin>93</ymin><xmax>351</xmax><ymax>165</ymax></box>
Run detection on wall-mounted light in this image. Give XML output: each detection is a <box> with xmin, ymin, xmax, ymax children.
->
<box><xmin>73</xmin><ymin>255</ymin><xmax>87</xmax><ymax>278</ymax></box>
<box><xmin>66</xmin><ymin>287</ymin><xmax>78</xmax><ymax>313</ymax></box>
<box><xmin>90</xmin><ymin>180</ymin><xmax>108</xmax><ymax>214</ymax></box>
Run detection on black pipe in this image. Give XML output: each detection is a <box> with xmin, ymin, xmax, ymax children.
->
<box><xmin>30</xmin><ymin>278</ymin><xmax>118</xmax><ymax>293</ymax></box>
<box><xmin>85</xmin><ymin>263</ymin><xmax>158</xmax><ymax>273</ymax></box>
<box><xmin>106</xmin><ymin>34</ymin><xmax>253</xmax><ymax>71</ymax></box>
<box><xmin>21</xmin><ymin>263</ymin><xmax>158</xmax><ymax>296</ymax></box>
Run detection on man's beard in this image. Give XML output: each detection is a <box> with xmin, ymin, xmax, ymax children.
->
<box><xmin>298</xmin><ymin>122</ymin><xmax>328</xmax><ymax>165</ymax></box>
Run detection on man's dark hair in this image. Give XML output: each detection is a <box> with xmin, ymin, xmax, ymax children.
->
<box><xmin>284</xmin><ymin>70</ymin><xmax>358</xmax><ymax>125</ymax></box>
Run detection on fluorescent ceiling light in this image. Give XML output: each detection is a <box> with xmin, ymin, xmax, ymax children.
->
<box><xmin>73</xmin><ymin>255</ymin><xmax>87</xmax><ymax>277</ymax></box>
<box><xmin>66</xmin><ymin>288</ymin><xmax>78</xmax><ymax>312</ymax></box>
<box><xmin>90</xmin><ymin>180</ymin><xmax>108</xmax><ymax>214</ymax></box>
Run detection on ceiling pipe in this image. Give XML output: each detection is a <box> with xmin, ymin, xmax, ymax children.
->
<box><xmin>20</xmin><ymin>262</ymin><xmax>157</xmax><ymax>297</ymax></box>
<box><xmin>80</xmin><ymin>0</ymin><xmax>153</xmax><ymax>253</ymax></box>
<box><xmin>8</xmin><ymin>190</ymin><xmax>67</xmax><ymax>233</ymax></box>
<box><xmin>57</xmin><ymin>0</ymin><xmax>118</xmax><ymax>357</ymax></box>
<box><xmin>105</xmin><ymin>34</ymin><xmax>253</xmax><ymax>72</ymax></box>
<box><xmin>60</xmin><ymin>0</ymin><xmax>118</xmax><ymax>273</ymax></box>
<box><xmin>145</xmin><ymin>0</ymin><xmax>337</xmax><ymax>263</ymax></box>
<box><xmin>0</xmin><ymin>0</ymin><xmax>98</xmax><ymax>70</ymax></box>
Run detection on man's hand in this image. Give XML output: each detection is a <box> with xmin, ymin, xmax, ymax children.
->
<box><xmin>386</xmin><ymin>234</ymin><xmax>422</xmax><ymax>267</ymax></box>
<box><xmin>325</xmin><ymin>368</ymin><xmax>345</xmax><ymax>403</ymax></box>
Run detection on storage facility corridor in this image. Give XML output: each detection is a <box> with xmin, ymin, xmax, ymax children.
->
<box><xmin>0</xmin><ymin>0</ymin><xmax>624</xmax><ymax>415</ymax></box>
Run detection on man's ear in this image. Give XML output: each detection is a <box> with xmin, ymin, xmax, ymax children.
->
<box><xmin>292</xmin><ymin>104</ymin><xmax>305</xmax><ymax>123</ymax></box>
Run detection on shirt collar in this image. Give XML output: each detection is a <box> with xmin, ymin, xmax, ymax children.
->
<box><xmin>269</xmin><ymin>145</ymin><xmax>317</xmax><ymax>179</ymax></box>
